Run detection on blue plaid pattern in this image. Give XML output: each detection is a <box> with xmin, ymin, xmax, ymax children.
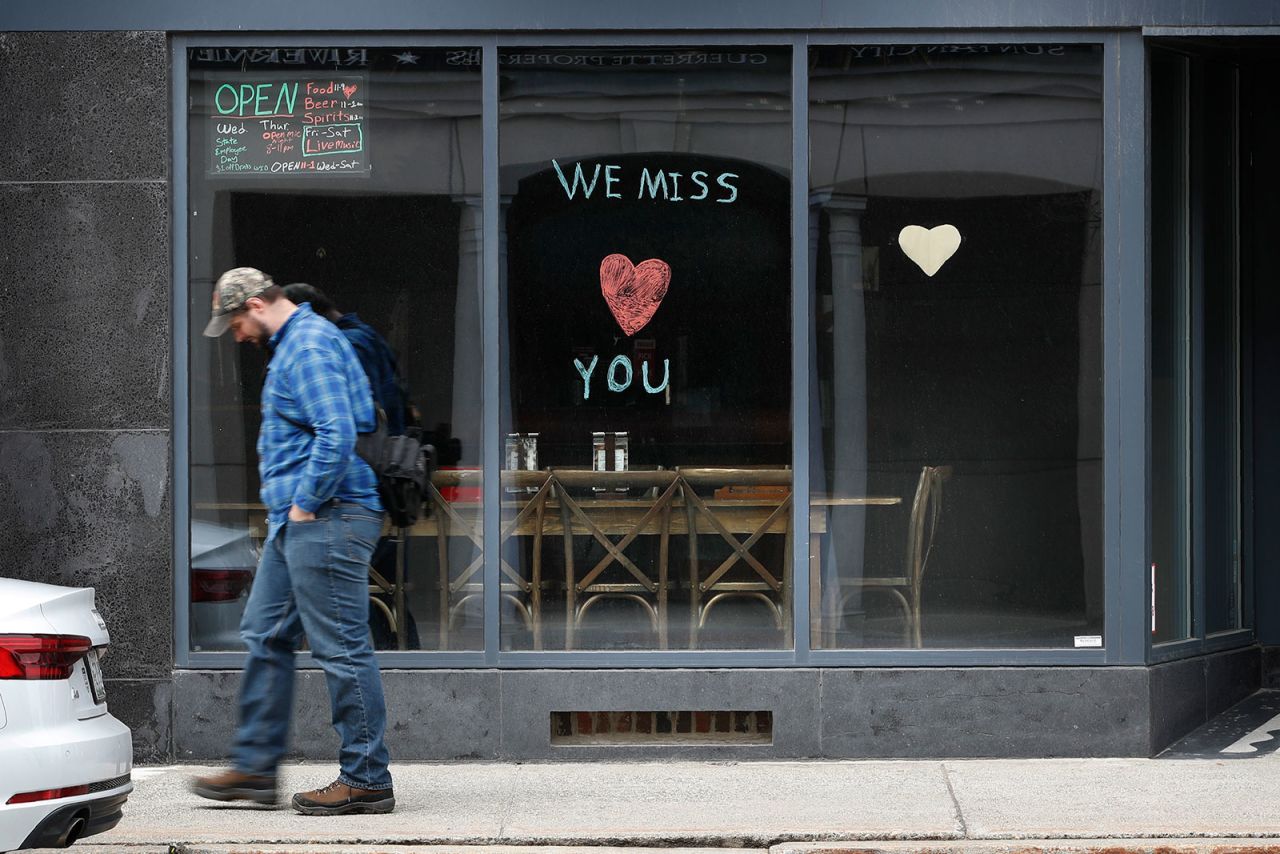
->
<box><xmin>259</xmin><ymin>303</ymin><xmax>381</xmax><ymax>541</ymax></box>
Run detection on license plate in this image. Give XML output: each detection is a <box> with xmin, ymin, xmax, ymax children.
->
<box><xmin>85</xmin><ymin>649</ymin><xmax>106</xmax><ymax>705</ymax></box>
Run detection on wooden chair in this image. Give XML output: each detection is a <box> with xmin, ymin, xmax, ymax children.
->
<box><xmin>837</xmin><ymin>464</ymin><xmax>951</xmax><ymax>648</ymax></box>
<box><xmin>433</xmin><ymin>469</ymin><xmax>547</xmax><ymax>649</ymax></box>
<box><xmin>678</xmin><ymin>467</ymin><xmax>793</xmax><ymax>647</ymax></box>
<box><xmin>552</xmin><ymin>468</ymin><xmax>679</xmax><ymax>650</ymax></box>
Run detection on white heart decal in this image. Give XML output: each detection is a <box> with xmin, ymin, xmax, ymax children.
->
<box><xmin>898</xmin><ymin>224</ymin><xmax>962</xmax><ymax>277</ymax></box>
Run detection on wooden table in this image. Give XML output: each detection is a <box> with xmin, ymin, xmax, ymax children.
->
<box><xmin>196</xmin><ymin>468</ymin><xmax>900</xmax><ymax>650</ymax></box>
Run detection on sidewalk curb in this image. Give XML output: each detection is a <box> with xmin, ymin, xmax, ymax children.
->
<box><xmin>59</xmin><ymin>842</ymin><xmax>1280</xmax><ymax>854</ymax></box>
<box><xmin>772</xmin><ymin>842</ymin><xmax>1280</xmax><ymax>854</ymax></box>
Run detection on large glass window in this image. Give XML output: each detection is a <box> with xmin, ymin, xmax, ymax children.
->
<box><xmin>1197</xmin><ymin>59</ymin><xmax>1243</xmax><ymax>637</ymax></box>
<box><xmin>808</xmin><ymin>44</ymin><xmax>1105</xmax><ymax>648</ymax></box>
<box><xmin>1150</xmin><ymin>46</ymin><xmax>1247</xmax><ymax>645</ymax></box>
<box><xmin>1150</xmin><ymin>50</ymin><xmax>1193</xmax><ymax>644</ymax></box>
<box><xmin>187</xmin><ymin>47</ymin><xmax>483</xmax><ymax>652</ymax></box>
<box><xmin>498</xmin><ymin>47</ymin><xmax>793</xmax><ymax>650</ymax></box>
<box><xmin>181</xmin><ymin>39</ymin><xmax>1166</xmax><ymax>663</ymax></box>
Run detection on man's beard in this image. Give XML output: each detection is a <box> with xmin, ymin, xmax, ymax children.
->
<box><xmin>243</xmin><ymin>326</ymin><xmax>271</xmax><ymax>349</ymax></box>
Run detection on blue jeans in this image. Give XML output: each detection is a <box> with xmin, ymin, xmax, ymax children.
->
<box><xmin>232</xmin><ymin>500</ymin><xmax>392</xmax><ymax>791</ymax></box>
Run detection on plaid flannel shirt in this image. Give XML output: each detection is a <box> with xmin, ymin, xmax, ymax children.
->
<box><xmin>259</xmin><ymin>303</ymin><xmax>382</xmax><ymax>541</ymax></box>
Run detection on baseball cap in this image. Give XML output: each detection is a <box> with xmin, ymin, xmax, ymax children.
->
<box><xmin>203</xmin><ymin>267</ymin><xmax>275</xmax><ymax>337</ymax></box>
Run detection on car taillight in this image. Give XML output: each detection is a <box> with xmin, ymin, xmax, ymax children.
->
<box><xmin>0</xmin><ymin>635</ymin><xmax>92</xmax><ymax>680</ymax></box>
<box><xmin>191</xmin><ymin>568</ymin><xmax>254</xmax><ymax>603</ymax></box>
<box><xmin>7</xmin><ymin>785</ymin><xmax>90</xmax><ymax>804</ymax></box>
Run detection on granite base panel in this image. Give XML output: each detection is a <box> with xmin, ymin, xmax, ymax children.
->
<box><xmin>1260</xmin><ymin>645</ymin><xmax>1280</xmax><ymax>689</ymax></box>
<box><xmin>1150</xmin><ymin>645</ymin><xmax>1263</xmax><ymax>754</ymax></box>
<box><xmin>103</xmin><ymin>679</ymin><xmax>173</xmax><ymax>765</ymax></box>
<box><xmin>158</xmin><ymin>665</ymin><xmax>1236</xmax><ymax>761</ymax></box>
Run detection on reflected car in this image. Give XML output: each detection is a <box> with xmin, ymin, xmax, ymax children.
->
<box><xmin>0</xmin><ymin>579</ymin><xmax>133</xmax><ymax>852</ymax></box>
<box><xmin>190</xmin><ymin>520</ymin><xmax>418</xmax><ymax>651</ymax></box>
<box><xmin>190</xmin><ymin>520</ymin><xmax>260</xmax><ymax>651</ymax></box>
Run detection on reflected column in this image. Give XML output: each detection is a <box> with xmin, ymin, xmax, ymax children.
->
<box><xmin>1078</xmin><ymin>196</ymin><xmax>1104</xmax><ymax>629</ymax></box>
<box><xmin>439</xmin><ymin>196</ymin><xmax>484</xmax><ymax>650</ymax></box>
<box><xmin>451</xmin><ymin>196</ymin><xmax>484</xmax><ymax>462</ymax></box>
<box><xmin>813</xmin><ymin>193</ymin><xmax>870</xmax><ymax>647</ymax></box>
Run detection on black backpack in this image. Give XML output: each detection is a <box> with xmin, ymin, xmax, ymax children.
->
<box><xmin>280</xmin><ymin>407</ymin><xmax>435</xmax><ymax>528</ymax></box>
<box><xmin>354</xmin><ymin>409</ymin><xmax>436</xmax><ymax>528</ymax></box>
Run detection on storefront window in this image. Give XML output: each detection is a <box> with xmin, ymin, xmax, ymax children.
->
<box><xmin>187</xmin><ymin>47</ymin><xmax>483</xmax><ymax>652</ymax></box>
<box><xmin>1196</xmin><ymin>60</ymin><xmax>1244</xmax><ymax>637</ymax></box>
<box><xmin>498</xmin><ymin>47</ymin><xmax>793</xmax><ymax>650</ymax></box>
<box><xmin>1150</xmin><ymin>48</ymin><xmax>1246</xmax><ymax>644</ymax></box>
<box><xmin>808</xmin><ymin>44</ymin><xmax>1105</xmax><ymax>648</ymax></box>
<box><xmin>1150</xmin><ymin>49</ymin><xmax>1193</xmax><ymax>644</ymax></box>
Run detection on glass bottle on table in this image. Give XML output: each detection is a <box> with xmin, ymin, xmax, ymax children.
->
<box><xmin>592</xmin><ymin>432</ymin><xmax>607</xmax><ymax>492</ymax></box>
<box><xmin>523</xmin><ymin>433</ymin><xmax>539</xmax><ymax>493</ymax></box>
<box><xmin>613</xmin><ymin>432</ymin><xmax>629</xmax><ymax>493</ymax></box>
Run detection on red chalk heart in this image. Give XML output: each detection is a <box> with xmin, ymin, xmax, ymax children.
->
<box><xmin>341</xmin><ymin>84</ymin><xmax>358</xmax><ymax>99</ymax></box>
<box><xmin>599</xmin><ymin>253</ymin><xmax>671</xmax><ymax>336</ymax></box>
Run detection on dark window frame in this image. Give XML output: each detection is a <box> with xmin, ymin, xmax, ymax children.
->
<box><xmin>174</xmin><ymin>30</ymin><xmax>1144</xmax><ymax>669</ymax></box>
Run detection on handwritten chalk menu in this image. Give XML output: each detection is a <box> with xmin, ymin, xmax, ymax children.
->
<box><xmin>208</xmin><ymin>76</ymin><xmax>369</xmax><ymax>176</ymax></box>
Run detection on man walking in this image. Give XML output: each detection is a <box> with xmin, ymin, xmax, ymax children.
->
<box><xmin>190</xmin><ymin>267</ymin><xmax>395</xmax><ymax>815</ymax></box>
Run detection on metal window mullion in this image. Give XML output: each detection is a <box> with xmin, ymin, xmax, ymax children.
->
<box><xmin>791</xmin><ymin>36</ymin><xmax>811</xmax><ymax>665</ymax></box>
<box><xmin>1228</xmin><ymin>61</ymin><xmax>1249</xmax><ymax>635</ymax></box>
<box><xmin>1179</xmin><ymin>54</ymin><xmax>1194</xmax><ymax>645</ymax></box>
<box><xmin>1169</xmin><ymin>50</ymin><xmax>1194</xmax><ymax>651</ymax></box>
<box><xmin>1188</xmin><ymin>56</ymin><xmax>1207</xmax><ymax>649</ymax></box>
<box><xmin>1229</xmin><ymin>64</ymin><xmax>1246</xmax><ymax>633</ymax></box>
<box><xmin>173</xmin><ymin>35</ymin><xmax>192</xmax><ymax>668</ymax></box>
<box><xmin>1109</xmin><ymin>32</ymin><xmax>1149</xmax><ymax>664</ymax></box>
<box><xmin>482</xmin><ymin>39</ymin><xmax>501</xmax><ymax>665</ymax></box>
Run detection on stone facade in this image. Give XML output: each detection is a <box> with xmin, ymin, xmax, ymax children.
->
<box><xmin>0</xmin><ymin>31</ymin><xmax>172</xmax><ymax>761</ymax></box>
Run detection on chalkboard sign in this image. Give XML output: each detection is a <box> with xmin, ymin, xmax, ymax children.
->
<box><xmin>207</xmin><ymin>75</ymin><xmax>369</xmax><ymax>176</ymax></box>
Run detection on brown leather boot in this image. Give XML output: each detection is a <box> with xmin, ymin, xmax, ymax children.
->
<box><xmin>189</xmin><ymin>769</ymin><xmax>277</xmax><ymax>805</ymax></box>
<box><xmin>291</xmin><ymin>779</ymin><xmax>396</xmax><ymax>815</ymax></box>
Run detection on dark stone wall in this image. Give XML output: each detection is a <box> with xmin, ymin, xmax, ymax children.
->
<box><xmin>1263</xmin><ymin>646</ymin><xmax>1280</xmax><ymax>689</ymax></box>
<box><xmin>0</xmin><ymin>32</ymin><xmax>172</xmax><ymax>761</ymax></box>
<box><xmin>170</xmin><ymin>658</ymin><xmax>1267</xmax><ymax>760</ymax></box>
<box><xmin>173</xmin><ymin>666</ymin><xmax>1155</xmax><ymax>760</ymax></box>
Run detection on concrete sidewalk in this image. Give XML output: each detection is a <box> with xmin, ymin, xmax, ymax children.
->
<box><xmin>34</xmin><ymin>757</ymin><xmax>1280</xmax><ymax>853</ymax></box>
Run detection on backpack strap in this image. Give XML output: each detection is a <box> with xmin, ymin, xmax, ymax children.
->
<box><xmin>274</xmin><ymin>405</ymin><xmax>387</xmax><ymax>471</ymax></box>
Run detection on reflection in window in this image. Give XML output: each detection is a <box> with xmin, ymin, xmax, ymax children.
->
<box><xmin>187</xmin><ymin>48</ymin><xmax>483</xmax><ymax>651</ymax></box>
<box><xmin>808</xmin><ymin>44</ymin><xmax>1105</xmax><ymax>648</ymax></box>
<box><xmin>499</xmin><ymin>47</ymin><xmax>792</xmax><ymax>650</ymax></box>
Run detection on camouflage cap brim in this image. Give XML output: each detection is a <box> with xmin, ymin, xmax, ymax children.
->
<box><xmin>203</xmin><ymin>312</ymin><xmax>232</xmax><ymax>338</ymax></box>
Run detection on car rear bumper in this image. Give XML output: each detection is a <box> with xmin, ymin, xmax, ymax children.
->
<box><xmin>0</xmin><ymin>713</ymin><xmax>132</xmax><ymax>851</ymax></box>
<box><xmin>17</xmin><ymin>785</ymin><xmax>131</xmax><ymax>849</ymax></box>
<box><xmin>0</xmin><ymin>709</ymin><xmax>132</xmax><ymax>792</ymax></box>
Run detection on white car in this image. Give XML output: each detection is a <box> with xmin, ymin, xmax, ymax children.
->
<box><xmin>190</xmin><ymin>520</ymin><xmax>259</xmax><ymax>651</ymax></box>
<box><xmin>0</xmin><ymin>579</ymin><xmax>133</xmax><ymax>852</ymax></box>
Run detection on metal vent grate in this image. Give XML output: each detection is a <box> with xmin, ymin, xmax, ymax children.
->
<box><xmin>551</xmin><ymin>711</ymin><xmax>772</xmax><ymax>745</ymax></box>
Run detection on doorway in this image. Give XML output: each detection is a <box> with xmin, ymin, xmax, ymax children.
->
<box><xmin>1149</xmin><ymin>39</ymin><xmax>1277</xmax><ymax>655</ymax></box>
